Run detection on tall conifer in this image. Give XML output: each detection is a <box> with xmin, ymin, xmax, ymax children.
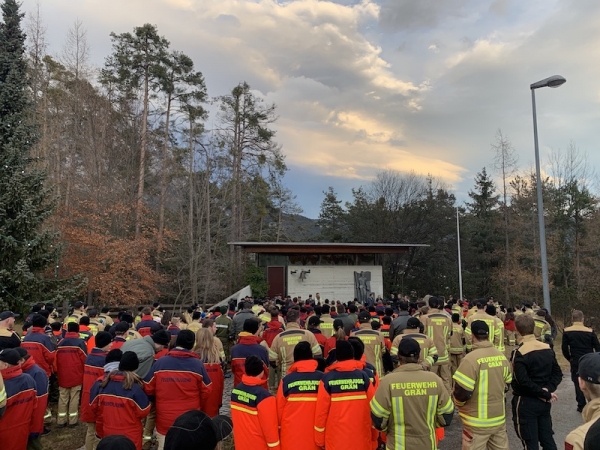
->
<box><xmin>0</xmin><ymin>0</ymin><xmax>72</xmax><ymax>310</ymax></box>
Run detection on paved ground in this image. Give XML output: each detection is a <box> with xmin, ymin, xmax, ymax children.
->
<box><xmin>441</xmin><ymin>371</ymin><xmax>581</xmax><ymax>449</ymax></box>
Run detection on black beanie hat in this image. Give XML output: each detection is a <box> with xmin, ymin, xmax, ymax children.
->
<box><xmin>152</xmin><ymin>330</ymin><xmax>171</xmax><ymax>346</ymax></box>
<box><xmin>336</xmin><ymin>340</ymin><xmax>354</xmax><ymax>361</ymax></box>
<box><xmin>119</xmin><ymin>351</ymin><xmax>139</xmax><ymax>372</ymax></box>
<box><xmin>105</xmin><ymin>349</ymin><xmax>123</xmax><ymax>364</ymax></box>
<box><xmin>245</xmin><ymin>355</ymin><xmax>265</xmax><ymax>377</ymax></box>
<box><xmin>348</xmin><ymin>337</ymin><xmax>365</xmax><ymax>360</ymax></box>
<box><xmin>97</xmin><ymin>435</ymin><xmax>136</xmax><ymax>450</ymax></box>
<box><xmin>95</xmin><ymin>331</ymin><xmax>112</xmax><ymax>349</ymax></box>
<box><xmin>293</xmin><ymin>341</ymin><xmax>313</xmax><ymax>362</ymax></box>
<box><xmin>175</xmin><ymin>329</ymin><xmax>196</xmax><ymax>350</ymax></box>
<box><xmin>165</xmin><ymin>410</ymin><xmax>233</xmax><ymax>450</ymax></box>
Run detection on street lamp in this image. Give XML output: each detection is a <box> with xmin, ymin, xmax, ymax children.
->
<box><xmin>531</xmin><ymin>74</ymin><xmax>566</xmax><ymax>315</ymax></box>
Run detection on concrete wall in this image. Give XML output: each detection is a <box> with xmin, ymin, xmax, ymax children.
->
<box><xmin>286</xmin><ymin>265</ymin><xmax>383</xmax><ymax>302</ymax></box>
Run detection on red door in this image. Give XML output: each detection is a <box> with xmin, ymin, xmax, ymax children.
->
<box><xmin>267</xmin><ymin>266</ymin><xmax>285</xmax><ymax>298</ymax></box>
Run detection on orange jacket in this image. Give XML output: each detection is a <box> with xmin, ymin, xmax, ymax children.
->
<box><xmin>231</xmin><ymin>375</ymin><xmax>280</xmax><ymax>450</ymax></box>
<box><xmin>276</xmin><ymin>360</ymin><xmax>324</xmax><ymax>450</ymax></box>
<box><xmin>314</xmin><ymin>359</ymin><xmax>376</xmax><ymax>450</ymax></box>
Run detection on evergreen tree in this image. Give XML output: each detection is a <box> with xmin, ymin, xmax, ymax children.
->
<box><xmin>463</xmin><ymin>168</ymin><xmax>502</xmax><ymax>296</ymax></box>
<box><xmin>0</xmin><ymin>0</ymin><xmax>73</xmax><ymax>310</ymax></box>
<box><xmin>317</xmin><ymin>187</ymin><xmax>346</xmax><ymax>242</ymax></box>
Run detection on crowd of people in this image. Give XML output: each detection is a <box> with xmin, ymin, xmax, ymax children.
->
<box><xmin>0</xmin><ymin>294</ymin><xmax>599</xmax><ymax>450</ymax></box>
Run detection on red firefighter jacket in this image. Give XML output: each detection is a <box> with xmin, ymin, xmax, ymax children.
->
<box><xmin>0</xmin><ymin>365</ymin><xmax>37</xmax><ymax>450</ymax></box>
<box><xmin>56</xmin><ymin>332</ymin><xmax>87</xmax><ymax>388</ymax></box>
<box><xmin>81</xmin><ymin>348</ymin><xmax>108</xmax><ymax>423</ymax></box>
<box><xmin>231</xmin><ymin>374</ymin><xmax>280</xmax><ymax>450</ymax></box>
<box><xmin>22</xmin><ymin>327</ymin><xmax>56</xmax><ymax>377</ymax></box>
<box><xmin>111</xmin><ymin>336</ymin><xmax>127</xmax><ymax>350</ymax></box>
<box><xmin>90</xmin><ymin>373</ymin><xmax>151</xmax><ymax>450</ymax></box>
<box><xmin>201</xmin><ymin>361</ymin><xmax>224</xmax><ymax>417</ymax></box>
<box><xmin>231</xmin><ymin>334</ymin><xmax>269</xmax><ymax>389</ymax></box>
<box><xmin>144</xmin><ymin>348</ymin><xmax>212</xmax><ymax>435</ymax></box>
<box><xmin>314</xmin><ymin>359</ymin><xmax>375</xmax><ymax>450</ymax></box>
<box><xmin>308</xmin><ymin>328</ymin><xmax>328</xmax><ymax>350</ymax></box>
<box><xmin>276</xmin><ymin>359</ymin><xmax>324</xmax><ymax>450</ymax></box>
<box><xmin>263</xmin><ymin>320</ymin><xmax>285</xmax><ymax>347</ymax></box>
<box><xmin>21</xmin><ymin>357</ymin><xmax>48</xmax><ymax>436</ymax></box>
<box><xmin>136</xmin><ymin>315</ymin><xmax>162</xmax><ymax>337</ymax></box>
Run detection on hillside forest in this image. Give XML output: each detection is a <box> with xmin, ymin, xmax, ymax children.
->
<box><xmin>1</xmin><ymin>7</ymin><xmax>599</xmax><ymax>326</ymax></box>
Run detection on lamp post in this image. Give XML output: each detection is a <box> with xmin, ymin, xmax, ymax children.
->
<box><xmin>530</xmin><ymin>75</ymin><xmax>566</xmax><ymax>315</ymax></box>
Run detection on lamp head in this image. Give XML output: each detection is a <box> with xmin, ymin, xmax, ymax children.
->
<box><xmin>531</xmin><ymin>75</ymin><xmax>566</xmax><ymax>90</ymax></box>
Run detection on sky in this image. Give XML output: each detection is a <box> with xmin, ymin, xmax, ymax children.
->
<box><xmin>24</xmin><ymin>0</ymin><xmax>600</xmax><ymax>218</ymax></box>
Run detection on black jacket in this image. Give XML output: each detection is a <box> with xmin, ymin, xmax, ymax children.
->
<box><xmin>511</xmin><ymin>335</ymin><xmax>562</xmax><ymax>401</ymax></box>
<box><xmin>562</xmin><ymin>322</ymin><xmax>600</xmax><ymax>371</ymax></box>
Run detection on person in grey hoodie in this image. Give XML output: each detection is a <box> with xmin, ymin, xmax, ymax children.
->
<box><xmin>121</xmin><ymin>330</ymin><xmax>171</xmax><ymax>378</ymax></box>
<box><xmin>390</xmin><ymin>301</ymin><xmax>411</xmax><ymax>342</ymax></box>
<box><xmin>232</xmin><ymin>302</ymin><xmax>256</xmax><ymax>340</ymax></box>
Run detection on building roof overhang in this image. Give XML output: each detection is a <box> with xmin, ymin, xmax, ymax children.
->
<box><xmin>229</xmin><ymin>242</ymin><xmax>428</xmax><ymax>254</ymax></box>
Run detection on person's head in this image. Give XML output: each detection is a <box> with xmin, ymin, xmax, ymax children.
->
<box><xmin>572</xmin><ymin>310</ymin><xmax>584</xmax><ymax>323</ymax></box>
<box><xmin>578</xmin><ymin>353</ymin><xmax>600</xmax><ymax>402</ymax></box>
<box><xmin>333</xmin><ymin>319</ymin><xmax>345</xmax><ymax>340</ymax></box>
<box><xmin>151</xmin><ymin>330</ymin><xmax>171</xmax><ymax>351</ymax></box>
<box><xmin>471</xmin><ymin>320</ymin><xmax>490</xmax><ymax>342</ymax></box>
<box><xmin>286</xmin><ymin>309</ymin><xmax>300</xmax><ymax>324</ymax></box>
<box><xmin>141</xmin><ymin>306</ymin><xmax>151</xmax><ymax>316</ymax></box>
<box><xmin>176</xmin><ymin>329</ymin><xmax>196</xmax><ymax>350</ymax></box>
<box><xmin>336</xmin><ymin>304</ymin><xmax>346</xmax><ymax>314</ymax></box>
<box><xmin>119</xmin><ymin>351</ymin><xmax>139</xmax><ymax>372</ymax></box>
<box><xmin>293</xmin><ymin>341</ymin><xmax>313</xmax><ymax>362</ymax></box>
<box><xmin>153</xmin><ymin>302</ymin><xmax>160</xmax><ymax>309</ymax></box>
<box><xmin>348</xmin><ymin>304</ymin><xmax>357</xmax><ymax>314</ymax></box>
<box><xmin>194</xmin><ymin>328</ymin><xmax>221</xmax><ymax>364</ymax></box>
<box><xmin>95</xmin><ymin>331</ymin><xmax>113</xmax><ymax>351</ymax></box>
<box><xmin>245</xmin><ymin>355</ymin><xmax>265</xmax><ymax>378</ymax></box>
<box><xmin>398</xmin><ymin>301</ymin><xmax>409</xmax><ymax>312</ymax></box>
<box><xmin>101</xmin><ymin>307</ymin><xmax>110</xmax><ymax>314</ymax></box>
<box><xmin>121</xmin><ymin>313</ymin><xmax>134</xmax><ymax>325</ymax></box>
<box><xmin>382</xmin><ymin>316</ymin><xmax>392</xmax><ymax>326</ymax></box>
<box><xmin>243</xmin><ymin>301</ymin><xmax>253</xmax><ymax>311</ymax></box>
<box><xmin>15</xmin><ymin>346</ymin><xmax>28</xmax><ymax>364</ymax></box>
<box><xmin>515</xmin><ymin>314</ymin><xmax>535</xmax><ymax>336</ymax></box>
<box><xmin>476</xmin><ymin>298</ymin><xmax>487</xmax><ymax>310</ymax></box>
<box><xmin>358</xmin><ymin>311</ymin><xmax>371</xmax><ymax>324</ymax></box>
<box><xmin>192</xmin><ymin>311</ymin><xmax>202</xmax><ymax>322</ymax></box>
<box><xmin>165</xmin><ymin>410</ymin><xmax>233</xmax><ymax>450</ymax></box>
<box><xmin>398</xmin><ymin>338</ymin><xmax>420</xmax><ymax>365</ymax></box>
<box><xmin>429</xmin><ymin>297</ymin><xmax>440</xmax><ymax>309</ymax></box>
<box><xmin>88</xmin><ymin>309</ymin><xmax>98</xmax><ymax>319</ymax></box>
<box><xmin>335</xmin><ymin>340</ymin><xmax>354</xmax><ymax>362</ymax></box>
<box><xmin>406</xmin><ymin>317</ymin><xmax>421</xmax><ymax>330</ymax></box>
<box><xmin>307</xmin><ymin>316</ymin><xmax>321</xmax><ymax>329</ymax></box>
<box><xmin>452</xmin><ymin>313</ymin><xmax>460</xmax><ymax>324</ymax></box>
<box><xmin>68</xmin><ymin>322</ymin><xmax>80</xmax><ymax>333</ymax></box>
<box><xmin>243</xmin><ymin>318</ymin><xmax>261</xmax><ymax>335</ymax></box>
<box><xmin>321</xmin><ymin>304</ymin><xmax>330</xmax><ymax>314</ymax></box>
<box><xmin>485</xmin><ymin>304</ymin><xmax>496</xmax><ymax>316</ymax></box>
<box><xmin>51</xmin><ymin>322</ymin><xmax>63</xmax><ymax>332</ymax></box>
<box><xmin>270</xmin><ymin>309</ymin><xmax>279</xmax><ymax>320</ymax></box>
<box><xmin>31</xmin><ymin>314</ymin><xmax>47</xmax><ymax>329</ymax></box>
<box><xmin>348</xmin><ymin>337</ymin><xmax>365</xmax><ymax>361</ymax></box>
<box><xmin>202</xmin><ymin>319</ymin><xmax>217</xmax><ymax>335</ymax></box>
<box><xmin>74</xmin><ymin>301</ymin><xmax>85</xmax><ymax>312</ymax></box>
<box><xmin>0</xmin><ymin>349</ymin><xmax>21</xmax><ymax>369</ymax></box>
<box><xmin>115</xmin><ymin>321</ymin><xmax>129</xmax><ymax>336</ymax></box>
<box><xmin>0</xmin><ymin>311</ymin><xmax>18</xmax><ymax>328</ymax></box>
<box><xmin>97</xmin><ymin>435</ymin><xmax>136</xmax><ymax>450</ymax></box>
<box><xmin>80</xmin><ymin>316</ymin><xmax>90</xmax><ymax>326</ymax></box>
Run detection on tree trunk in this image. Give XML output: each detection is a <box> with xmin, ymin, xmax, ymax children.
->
<box><xmin>188</xmin><ymin>118</ymin><xmax>198</xmax><ymax>305</ymax></box>
<box><xmin>135</xmin><ymin>69</ymin><xmax>150</xmax><ymax>240</ymax></box>
<box><xmin>157</xmin><ymin>94</ymin><xmax>172</xmax><ymax>269</ymax></box>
